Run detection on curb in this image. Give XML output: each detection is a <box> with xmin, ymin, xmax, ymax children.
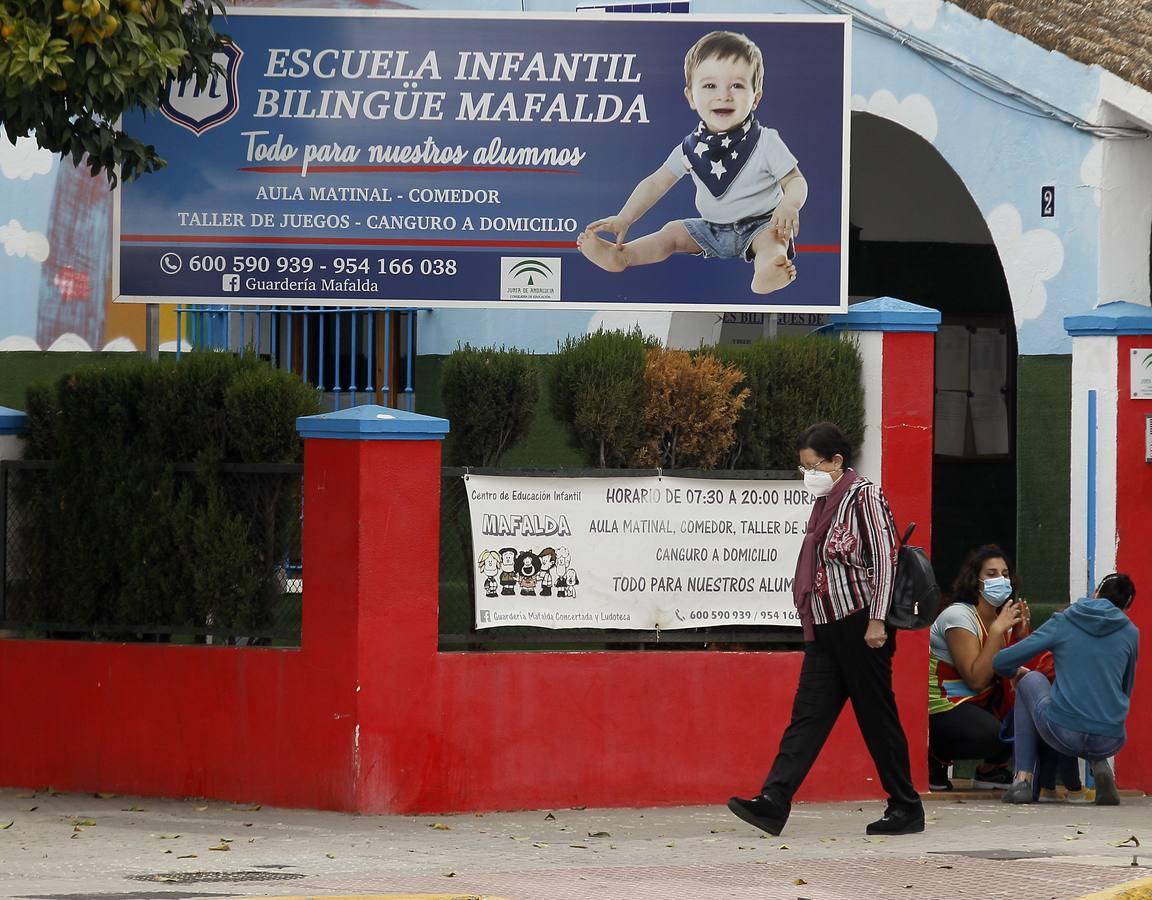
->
<box><xmin>1079</xmin><ymin>876</ymin><xmax>1152</xmax><ymax>899</ymax></box>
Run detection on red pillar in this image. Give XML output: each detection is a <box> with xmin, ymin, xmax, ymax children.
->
<box><xmin>298</xmin><ymin>405</ymin><xmax>449</xmax><ymax>811</ymax></box>
<box><xmin>833</xmin><ymin>297</ymin><xmax>940</xmax><ymax>792</ymax></box>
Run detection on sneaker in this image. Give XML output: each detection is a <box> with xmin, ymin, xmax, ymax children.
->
<box><xmin>727</xmin><ymin>794</ymin><xmax>789</xmax><ymax>836</ymax></box>
<box><xmin>1091</xmin><ymin>760</ymin><xmax>1120</xmax><ymax>806</ymax></box>
<box><xmin>1037</xmin><ymin>788</ymin><xmax>1064</xmax><ymax>803</ymax></box>
<box><xmin>928</xmin><ymin>757</ymin><xmax>953</xmax><ymax>792</ymax></box>
<box><xmin>1065</xmin><ymin>788</ymin><xmax>1095</xmax><ymax>804</ymax></box>
<box><xmin>972</xmin><ymin>766</ymin><xmax>1013</xmax><ymax>790</ymax></box>
<box><xmin>866</xmin><ymin>804</ymin><xmax>925</xmax><ymax>835</ymax></box>
<box><xmin>1002</xmin><ymin>779</ymin><xmax>1034</xmax><ymax>804</ymax></box>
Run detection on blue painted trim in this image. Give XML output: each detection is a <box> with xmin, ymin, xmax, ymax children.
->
<box><xmin>0</xmin><ymin>406</ymin><xmax>27</xmax><ymax>436</ymax></box>
<box><xmin>297</xmin><ymin>404</ymin><xmax>449</xmax><ymax>441</ymax></box>
<box><xmin>826</xmin><ymin>297</ymin><xmax>941</xmax><ymax>333</ymax></box>
<box><xmin>1086</xmin><ymin>390</ymin><xmax>1096</xmax><ymax>597</ymax></box>
<box><xmin>1065</xmin><ymin>301</ymin><xmax>1152</xmax><ymax>336</ymax></box>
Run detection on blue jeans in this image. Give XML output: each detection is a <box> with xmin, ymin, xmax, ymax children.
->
<box><xmin>1013</xmin><ymin>671</ymin><xmax>1124</xmax><ymax>775</ymax></box>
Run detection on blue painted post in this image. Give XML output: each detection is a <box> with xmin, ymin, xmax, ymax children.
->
<box><xmin>350</xmin><ymin>312</ymin><xmax>359</xmax><ymax>407</ymax></box>
<box><xmin>1086</xmin><ymin>389</ymin><xmax>1097</xmax><ymax>597</ymax></box>
<box><xmin>333</xmin><ymin>312</ymin><xmax>342</xmax><ymax>410</ymax></box>
<box><xmin>410</xmin><ymin>306</ymin><xmax>419</xmax><ymax>407</ymax></box>
<box><xmin>382</xmin><ymin>313</ymin><xmax>391</xmax><ymax>407</ymax></box>
<box><xmin>366</xmin><ymin>312</ymin><xmax>376</xmax><ymax>403</ymax></box>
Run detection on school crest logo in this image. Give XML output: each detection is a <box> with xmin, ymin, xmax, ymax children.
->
<box><xmin>160</xmin><ymin>42</ymin><xmax>243</xmax><ymax>135</ymax></box>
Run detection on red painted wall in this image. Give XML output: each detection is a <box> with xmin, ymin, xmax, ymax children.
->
<box><xmin>1114</xmin><ymin>335</ymin><xmax>1152</xmax><ymax>791</ymax></box>
<box><xmin>0</xmin><ymin>332</ymin><xmax>936</xmax><ymax>812</ymax></box>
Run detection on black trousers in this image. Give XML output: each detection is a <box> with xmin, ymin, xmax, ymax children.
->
<box><xmin>928</xmin><ymin>700</ymin><xmax>1012</xmax><ymax>766</ymax></box>
<box><xmin>761</xmin><ymin>609</ymin><xmax>920</xmax><ymax>810</ymax></box>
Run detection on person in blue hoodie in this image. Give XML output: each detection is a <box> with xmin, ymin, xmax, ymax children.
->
<box><xmin>993</xmin><ymin>573</ymin><xmax>1139</xmax><ymax>805</ymax></box>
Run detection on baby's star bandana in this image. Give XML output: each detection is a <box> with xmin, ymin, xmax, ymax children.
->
<box><xmin>681</xmin><ymin>115</ymin><xmax>762</xmax><ymax>198</ymax></box>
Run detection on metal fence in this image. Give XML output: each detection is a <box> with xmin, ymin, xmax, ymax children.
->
<box><xmin>438</xmin><ymin>467</ymin><xmax>805</xmax><ymax>652</ymax></box>
<box><xmin>0</xmin><ymin>459</ymin><xmax>304</xmax><ymax>645</ymax></box>
<box><xmin>177</xmin><ymin>306</ymin><xmax>421</xmax><ymax>411</ymax></box>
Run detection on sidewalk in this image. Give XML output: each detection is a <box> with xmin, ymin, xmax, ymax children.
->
<box><xmin>0</xmin><ymin>787</ymin><xmax>1148</xmax><ymax>900</ymax></box>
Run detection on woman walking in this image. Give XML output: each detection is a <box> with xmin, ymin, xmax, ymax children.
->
<box><xmin>728</xmin><ymin>422</ymin><xmax>923</xmax><ymax>836</ymax></box>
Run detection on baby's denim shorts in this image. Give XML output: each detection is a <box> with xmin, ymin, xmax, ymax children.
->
<box><xmin>682</xmin><ymin>211</ymin><xmax>795</xmax><ymax>262</ymax></box>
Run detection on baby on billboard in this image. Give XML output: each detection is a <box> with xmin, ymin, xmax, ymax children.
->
<box><xmin>578</xmin><ymin>30</ymin><xmax>808</xmax><ymax>295</ymax></box>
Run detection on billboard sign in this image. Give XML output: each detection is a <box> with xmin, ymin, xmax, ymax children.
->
<box><xmin>115</xmin><ymin>10</ymin><xmax>850</xmax><ymax>312</ymax></box>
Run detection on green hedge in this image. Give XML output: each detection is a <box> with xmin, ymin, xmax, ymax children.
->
<box><xmin>11</xmin><ymin>353</ymin><xmax>321</xmax><ymax>638</ymax></box>
<box><xmin>712</xmin><ymin>336</ymin><xmax>864</xmax><ymax>469</ymax></box>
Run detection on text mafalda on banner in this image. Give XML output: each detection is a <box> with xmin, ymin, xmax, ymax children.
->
<box><xmin>466</xmin><ymin>475</ymin><xmax>813</xmax><ymax>631</ymax></box>
<box><xmin>246</xmin><ymin>49</ymin><xmax>648</xmax><ymax>177</ymax></box>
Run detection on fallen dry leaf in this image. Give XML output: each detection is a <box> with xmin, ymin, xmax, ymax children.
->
<box><xmin>208</xmin><ymin>843</ymin><xmax>230</xmax><ymax>852</ymax></box>
<box><xmin>71</xmin><ymin>819</ymin><xmax>96</xmax><ymax>827</ymax></box>
<box><xmin>544</xmin><ymin>812</ymin><xmax>556</xmax><ymax>821</ymax></box>
<box><xmin>193</xmin><ymin>806</ymin><xmax>208</xmax><ymax>812</ymax></box>
<box><xmin>0</xmin><ymin>821</ymin><xmax>13</xmax><ymax>830</ymax></box>
<box><xmin>1113</xmin><ymin>835</ymin><xmax>1141</xmax><ymax>847</ymax></box>
<box><xmin>532</xmin><ymin>842</ymin><xmax>549</xmax><ymax>848</ymax></box>
<box><xmin>444</xmin><ymin>872</ymin><xmax>456</xmax><ymax>877</ymax></box>
<box><xmin>794</xmin><ymin>878</ymin><xmax>807</xmax><ymax>885</ymax></box>
<box><xmin>588</xmin><ymin>831</ymin><xmax>611</xmax><ymax>838</ymax></box>
<box><xmin>177</xmin><ymin>854</ymin><xmax>197</xmax><ymax>859</ymax></box>
<box><xmin>157</xmin><ymin>834</ymin><xmax>180</xmax><ymax>840</ymax></box>
<box><xmin>94</xmin><ymin>793</ymin><xmax>117</xmax><ymax>800</ymax></box>
<box><xmin>122</xmin><ymin>806</ymin><xmax>146</xmax><ymax>812</ymax></box>
<box><xmin>778</xmin><ymin>844</ymin><xmax>789</xmax><ymax>850</ymax></box>
<box><xmin>569</xmin><ymin>843</ymin><xmax>589</xmax><ymax>849</ymax></box>
<box><xmin>709</xmin><ymin>827</ymin><xmax>736</xmax><ymax>834</ymax></box>
<box><xmin>429</xmin><ymin>822</ymin><xmax>452</xmax><ymax>831</ymax></box>
<box><xmin>23</xmin><ymin>807</ymin><xmax>37</xmax><ymax>813</ymax></box>
<box><xmin>326</xmin><ymin>853</ymin><xmax>335</xmax><ymax>859</ymax></box>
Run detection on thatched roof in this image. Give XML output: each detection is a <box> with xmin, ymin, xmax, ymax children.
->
<box><xmin>947</xmin><ymin>0</ymin><xmax>1152</xmax><ymax>93</ymax></box>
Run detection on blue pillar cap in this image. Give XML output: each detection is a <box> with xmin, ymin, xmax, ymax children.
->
<box><xmin>826</xmin><ymin>297</ymin><xmax>941</xmax><ymax>333</ymax></box>
<box><xmin>296</xmin><ymin>405</ymin><xmax>450</xmax><ymax>441</ymax></box>
<box><xmin>0</xmin><ymin>405</ymin><xmax>27</xmax><ymax>436</ymax></box>
<box><xmin>1064</xmin><ymin>300</ymin><xmax>1152</xmax><ymax>336</ymax></box>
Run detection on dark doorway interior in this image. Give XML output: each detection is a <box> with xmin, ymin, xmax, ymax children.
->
<box><xmin>849</xmin><ymin>114</ymin><xmax>1017</xmax><ymax>593</ymax></box>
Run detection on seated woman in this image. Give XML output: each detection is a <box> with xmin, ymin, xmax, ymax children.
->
<box><xmin>995</xmin><ymin>573</ymin><xmax>1139</xmax><ymax>805</ymax></box>
<box><xmin>928</xmin><ymin>545</ymin><xmax>1030</xmax><ymax>790</ymax></box>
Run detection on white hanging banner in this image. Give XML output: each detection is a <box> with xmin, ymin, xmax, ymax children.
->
<box><xmin>466</xmin><ymin>475</ymin><xmax>810</xmax><ymax>630</ymax></box>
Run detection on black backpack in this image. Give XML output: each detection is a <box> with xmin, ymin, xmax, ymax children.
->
<box><xmin>885</xmin><ymin>522</ymin><xmax>941</xmax><ymax>630</ymax></box>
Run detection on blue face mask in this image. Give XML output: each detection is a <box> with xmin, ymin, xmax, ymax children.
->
<box><xmin>981</xmin><ymin>576</ymin><xmax>1013</xmax><ymax>607</ymax></box>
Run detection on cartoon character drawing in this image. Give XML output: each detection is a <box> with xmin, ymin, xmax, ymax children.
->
<box><xmin>478</xmin><ymin>549</ymin><xmax>501</xmax><ymax>598</ymax></box>
<box><xmin>554</xmin><ymin>546</ymin><xmax>579</xmax><ymax>599</ymax></box>
<box><xmin>499</xmin><ymin>547</ymin><xmax>517</xmax><ymax>595</ymax></box>
<box><xmin>515</xmin><ymin>550</ymin><xmax>542</xmax><ymax>596</ymax></box>
<box><xmin>538</xmin><ymin>547</ymin><xmax>557</xmax><ymax>597</ymax></box>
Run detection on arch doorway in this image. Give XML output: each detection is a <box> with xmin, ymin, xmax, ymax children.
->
<box><xmin>848</xmin><ymin>113</ymin><xmax>1017</xmax><ymax>595</ymax></box>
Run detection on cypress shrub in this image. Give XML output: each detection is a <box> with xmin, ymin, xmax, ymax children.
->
<box><xmin>710</xmin><ymin>335</ymin><xmax>864</xmax><ymax>469</ymax></box>
<box><xmin>11</xmin><ymin>353</ymin><xmax>321</xmax><ymax>638</ymax></box>
<box><xmin>549</xmin><ymin>327</ymin><xmax>660</xmax><ymax>468</ymax></box>
<box><xmin>441</xmin><ymin>344</ymin><xmax>539</xmax><ymax>467</ymax></box>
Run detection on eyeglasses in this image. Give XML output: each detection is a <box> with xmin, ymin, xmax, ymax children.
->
<box><xmin>797</xmin><ymin>459</ymin><xmax>829</xmax><ymax>474</ymax></box>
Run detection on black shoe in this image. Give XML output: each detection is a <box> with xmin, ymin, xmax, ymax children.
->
<box><xmin>928</xmin><ymin>756</ymin><xmax>953</xmax><ymax>792</ymax></box>
<box><xmin>727</xmin><ymin>794</ymin><xmax>789</xmax><ymax>836</ymax></box>
<box><xmin>866</xmin><ymin>804</ymin><xmax>925</xmax><ymax>835</ymax></box>
<box><xmin>972</xmin><ymin>766</ymin><xmax>1013</xmax><ymax>790</ymax></box>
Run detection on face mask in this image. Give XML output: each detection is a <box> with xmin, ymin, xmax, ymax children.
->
<box><xmin>981</xmin><ymin>576</ymin><xmax>1013</xmax><ymax>606</ymax></box>
<box><xmin>804</xmin><ymin>469</ymin><xmax>835</xmax><ymax>497</ymax></box>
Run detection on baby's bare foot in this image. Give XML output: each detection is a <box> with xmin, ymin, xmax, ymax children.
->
<box><xmin>578</xmin><ymin>231</ymin><xmax>628</xmax><ymax>272</ymax></box>
<box><xmin>751</xmin><ymin>254</ymin><xmax>797</xmax><ymax>294</ymax></box>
